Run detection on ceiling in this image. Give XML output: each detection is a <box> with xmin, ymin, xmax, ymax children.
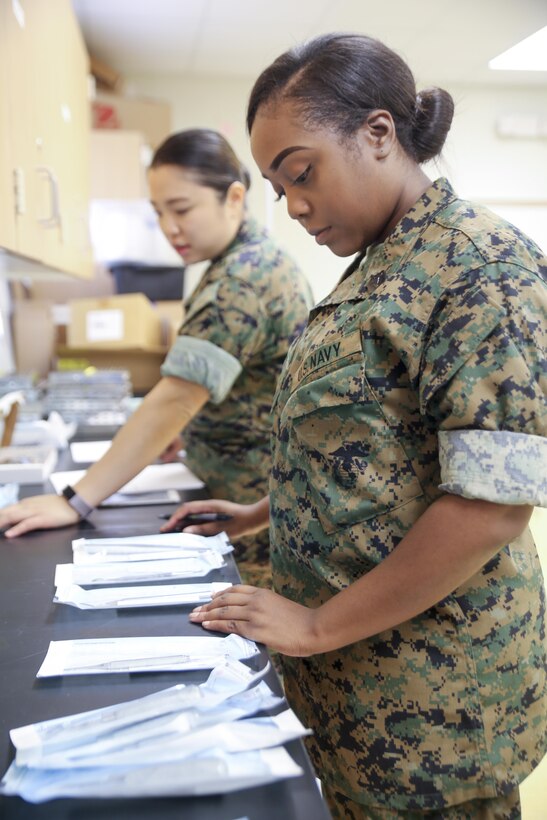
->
<box><xmin>72</xmin><ymin>0</ymin><xmax>547</xmax><ymax>89</ymax></box>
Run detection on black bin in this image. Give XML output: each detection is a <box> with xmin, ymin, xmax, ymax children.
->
<box><xmin>109</xmin><ymin>262</ymin><xmax>185</xmax><ymax>302</ymax></box>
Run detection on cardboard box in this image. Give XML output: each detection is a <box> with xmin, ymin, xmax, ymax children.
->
<box><xmin>10</xmin><ymin>267</ymin><xmax>116</xmax><ymax>377</ymax></box>
<box><xmin>67</xmin><ymin>294</ymin><xmax>163</xmax><ymax>350</ymax></box>
<box><xmin>0</xmin><ymin>445</ymin><xmax>58</xmax><ymax>484</ymax></box>
<box><xmin>11</xmin><ymin>292</ymin><xmax>179</xmax><ymax>384</ymax></box>
<box><xmin>56</xmin><ymin>346</ymin><xmax>167</xmax><ymax>394</ymax></box>
<box><xmin>89</xmin><ymin>54</ymin><xmax>123</xmax><ymax>93</ymax></box>
<box><xmin>92</xmin><ymin>91</ymin><xmax>171</xmax><ymax>150</ymax></box>
<box><xmin>11</xmin><ymin>299</ymin><xmax>57</xmax><ymax>377</ymax></box>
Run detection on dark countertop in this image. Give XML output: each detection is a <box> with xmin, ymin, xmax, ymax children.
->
<box><xmin>0</xmin><ymin>439</ymin><xmax>330</xmax><ymax>819</ymax></box>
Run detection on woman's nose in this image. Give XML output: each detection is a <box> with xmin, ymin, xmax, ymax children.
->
<box><xmin>286</xmin><ymin>191</ymin><xmax>310</xmax><ymax>222</ymax></box>
<box><xmin>162</xmin><ymin>216</ymin><xmax>180</xmax><ymax>238</ymax></box>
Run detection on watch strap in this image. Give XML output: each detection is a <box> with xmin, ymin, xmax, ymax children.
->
<box><xmin>61</xmin><ymin>485</ymin><xmax>94</xmax><ymax>519</ymax></box>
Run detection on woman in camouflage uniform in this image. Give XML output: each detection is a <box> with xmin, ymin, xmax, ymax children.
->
<box><xmin>186</xmin><ymin>36</ymin><xmax>547</xmax><ymax>819</ymax></box>
<box><xmin>0</xmin><ymin>129</ymin><xmax>312</xmax><ymax>587</ymax></box>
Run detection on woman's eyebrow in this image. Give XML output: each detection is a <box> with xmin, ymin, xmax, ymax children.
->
<box><xmin>150</xmin><ymin>196</ymin><xmax>191</xmax><ymax>207</ymax></box>
<box><xmin>269</xmin><ymin>145</ymin><xmax>307</xmax><ymax>172</ymax></box>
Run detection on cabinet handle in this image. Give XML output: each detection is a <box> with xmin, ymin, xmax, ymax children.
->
<box><xmin>36</xmin><ymin>166</ymin><xmax>61</xmax><ymax>229</ymax></box>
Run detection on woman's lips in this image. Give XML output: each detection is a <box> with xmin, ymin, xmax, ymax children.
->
<box><xmin>314</xmin><ymin>227</ymin><xmax>330</xmax><ymax>245</ymax></box>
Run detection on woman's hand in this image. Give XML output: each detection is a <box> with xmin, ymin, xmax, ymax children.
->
<box><xmin>189</xmin><ymin>584</ymin><xmax>318</xmax><ymax>656</ymax></box>
<box><xmin>160</xmin><ymin>496</ymin><xmax>270</xmax><ymax>538</ymax></box>
<box><xmin>0</xmin><ymin>495</ymin><xmax>80</xmax><ymax>538</ymax></box>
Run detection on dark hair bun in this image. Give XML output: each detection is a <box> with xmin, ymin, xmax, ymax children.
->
<box><xmin>412</xmin><ymin>88</ymin><xmax>454</xmax><ymax>163</ymax></box>
<box><xmin>247</xmin><ymin>34</ymin><xmax>456</xmax><ymax>165</ymax></box>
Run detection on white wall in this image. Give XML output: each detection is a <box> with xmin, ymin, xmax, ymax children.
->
<box><xmin>128</xmin><ymin>73</ymin><xmax>547</xmax><ymax>301</ymax></box>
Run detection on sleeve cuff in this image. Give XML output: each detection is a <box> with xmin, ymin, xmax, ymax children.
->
<box><xmin>161</xmin><ymin>335</ymin><xmax>242</xmax><ymax>405</ymax></box>
<box><xmin>438</xmin><ymin>429</ymin><xmax>547</xmax><ymax>506</ymax></box>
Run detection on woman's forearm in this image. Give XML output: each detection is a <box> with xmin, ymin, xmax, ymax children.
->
<box><xmin>310</xmin><ymin>495</ymin><xmax>533</xmax><ymax>654</ymax></box>
<box><xmin>74</xmin><ymin>376</ymin><xmax>209</xmax><ymax>506</ymax></box>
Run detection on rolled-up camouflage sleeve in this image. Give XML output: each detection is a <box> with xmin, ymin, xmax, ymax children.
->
<box><xmin>438</xmin><ymin>429</ymin><xmax>547</xmax><ymax>505</ymax></box>
<box><xmin>161</xmin><ymin>335</ymin><xmax>242</xmax><ymax>404</ymax></box>
<box><xmin>420</xmin><ymin>263</ymin><xmax>547</xmax><ymax>506</ymax></box>
<box><xmin>161</xmin><ymin>275</ymin><xmax>268</xmax><ymax>404</ymax></box>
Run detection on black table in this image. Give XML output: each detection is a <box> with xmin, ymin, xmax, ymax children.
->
<box><xmin>0</xmin><ymin>441</ymin><xmax>330</xmax><ymax>819</ymax></box>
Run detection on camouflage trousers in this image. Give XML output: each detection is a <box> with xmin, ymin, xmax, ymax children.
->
<box><xmin>322</xmin><ymin>784</ymin><xmax>521</xmax><ymax>820</ymax></box>
<box><xmin>232</xmin><ymin>529</ymin><xmax>271</xmax><ymax>588</ymax></box>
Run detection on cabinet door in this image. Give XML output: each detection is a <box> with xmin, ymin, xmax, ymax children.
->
<box><xmin>0</xmin><ymin>1</ymin><xmax>17</xmax><ymax>252</ymax></box>
<box><xmin>1</xmin><ymin>0</ymin><xmax>44</xmax><ymax>262</ymax></box>
<box><xmin>32</xmin><ymin>0</ymin><xmax>93</xmax><ymax>277</ymax></box>
<box><xmin>90</xmin><ymin>130</ymin><xmax>150</xmax><ymax>199</ymax></box>
<box><xmin>0</xmin><ymin>0</ymin><xmax>92</xmax><ymax>278</ymax></box>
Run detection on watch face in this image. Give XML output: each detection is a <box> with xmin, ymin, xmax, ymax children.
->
<box><xmin>62</xmin><ymin>485</ymin><xmax>75</xmax><ymax>500</ymax></box>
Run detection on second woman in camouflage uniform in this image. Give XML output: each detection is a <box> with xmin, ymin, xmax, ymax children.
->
<box><xmin>0</xmin><ymin>129</ymin><xmax>312</xmax><ymax>587</ymax></box>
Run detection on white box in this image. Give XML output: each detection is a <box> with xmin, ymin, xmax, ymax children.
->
<box><xmin>0</xmin><ymin>446</ymin><xmax>58</xmax><ymax>484</ymax></box>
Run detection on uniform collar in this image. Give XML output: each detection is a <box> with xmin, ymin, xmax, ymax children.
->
<box><xmin>364</xmin><ymin>177</ymin><xmax>456</xmax><ymax>270</ymax></box>
<box><xmin>210</xmin><ymin>214</ymin><xmax>264</xmax><ymax>264</ymax></box>
<box><xmin>185</xmin><ymin>215</ymin><xmax>265</xmax><ymax>302</ymax></box>
<box><xmin>315</xmin><ymin>178</ymin><xmax>458</xmax><ymax>308</ymax></box>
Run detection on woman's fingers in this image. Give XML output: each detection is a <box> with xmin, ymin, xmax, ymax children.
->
<box><xmin>0</xmin><ymin>496</ymin><xmax>79</xmax><ymax>538</ymax></box>
<box><xmin>212</xmin><ymin>584</ymin><xmax>257</xmax><ymax>597</ymax></box>
<box><xmin>189</xmin><ymin>587</ymin><xmax>260</xmax><ymax>632</ymax></box>
<box><xmin>4</xmin><ymin>516</ymin><xmax>43</xmax><ymax>538</ymax></box>
<box><xmin>190</xmin><ymin>589</ymin><xmax>255</xmax><ymax>619</ymax></box>
<box><xmin>190</xmin><ymin>587</ymin><xmax>318</xmax><ymax>657</ymax></box>
<box><xmin>160</xmin><ymin>500</ymin><xmax>229</xmax><ymax>533</ymax></box>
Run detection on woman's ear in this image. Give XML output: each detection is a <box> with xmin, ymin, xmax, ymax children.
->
<box><xmin>362</xmin><ymin>109</ymin><xmax>397</xmax><ymax>157</ymax></box>
<box><xmin>225</xmin><ymin>180</ymin><xmax>246</xmax><ymax>211</ymax></box>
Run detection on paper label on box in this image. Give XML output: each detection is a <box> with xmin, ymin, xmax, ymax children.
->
<box><xmin>86</xmin><ymin>309</ymin><xmax>124</xmax><ymax>342</ymax></box>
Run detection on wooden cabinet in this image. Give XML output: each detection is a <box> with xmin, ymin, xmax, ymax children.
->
<box><xmin>0</xmin><ymin>0</ymin><xmax>93</xmax><ymax>278</ymax></box>
<box><xmin>0</xmin><ymin>50</ymin><xmax>16</xmax><ymax>251</ymax></box>
<box><xmin>90</xmin><ymin>130</ymin><xmax>151</xmax><ymax>200</ymax></box>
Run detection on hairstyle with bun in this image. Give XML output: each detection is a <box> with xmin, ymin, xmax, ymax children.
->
<box><xmin>247</xmin><ymin>33</ymin><xmax>454</xmax><ymax>164</ymax></box>
<box><xmin>151</xmin><ymin>128</ymin><xmax>251</xmax><ymax>200</ymax></box>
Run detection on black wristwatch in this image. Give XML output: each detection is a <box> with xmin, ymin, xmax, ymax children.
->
<box><xmin>60</xmin><ymin>485</ymin><xmax>94</xmax><ymax>519</ymax></box>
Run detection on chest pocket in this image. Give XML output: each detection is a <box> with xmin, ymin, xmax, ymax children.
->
<box><xmin>280</xmin><ymin>332</ymin><xmax>423</xmax><ymax>534</ymax></box>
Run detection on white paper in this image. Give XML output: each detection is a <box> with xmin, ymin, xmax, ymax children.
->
<box><xmin>1</xmin><ymin>658</ymin><xmax>306</xmax><ymax>804</ymax></box>
<box><xmin>33</xmin><ymin>710</ymin><xmax>308</xmax><ymax>769</ymax></box>
<box><xmin>70</xmin><ymin>441</ymin><xmax>186</xmax><ymax>463</ymax></box>
<box><xmin>0</xmin><ymin>747</ymin><xmax>303</xmax><ymax>802</ymax></box>
<box><xmin>54</xmin><ymin>582</ymin><xmax>232</xmax><ymax>609</ymax></box>
<box><xmin>54</xmin><ymin>551</ymin><xmax>225</xmax><ymax>586</ymax></box>
<box><xmin>99</xmin><ymin>489</ymin><xmax>182</xmax><ymax>507</ymax></box>
<box><xmin>86</xmin><ymin>308</ymin><xmax>124</xmax><ymax>342</ymax></box>
<box><xmin>69</xmin><ymin>440</ymin><xmax>112</xmax><ymax>463</ymax></box>
<box><xmin>72</xmin><ymin>546</ymin><xmax>222</xmax><ymax>564</ymax></box>
<box><xmin>13</xmin><ymin>659</ymin><xmax>272</xmax><ymax>760</ymax></box>
<box><xmin>14</xmin><ymin>660</ymin><xmax>271</xmax><ymax>759</ymax></box>
<box><xmin>49</xmin><ymin>462</ymin><xmax>205</xmax><ymax>498</ymax></box>
<box><xmin>72</xmin><ymin>531</ymin><xmax>233</xmax><ymax>563</ymax></box>
<box><xmin>16</xmin><ymin>681</ymin><xmax>282</xmax><ymax>768</ymax></box>
<box><xmin>36</xmin><ymin>634</ymin><xmax>259</xmax><ymax>677</ymax></box>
